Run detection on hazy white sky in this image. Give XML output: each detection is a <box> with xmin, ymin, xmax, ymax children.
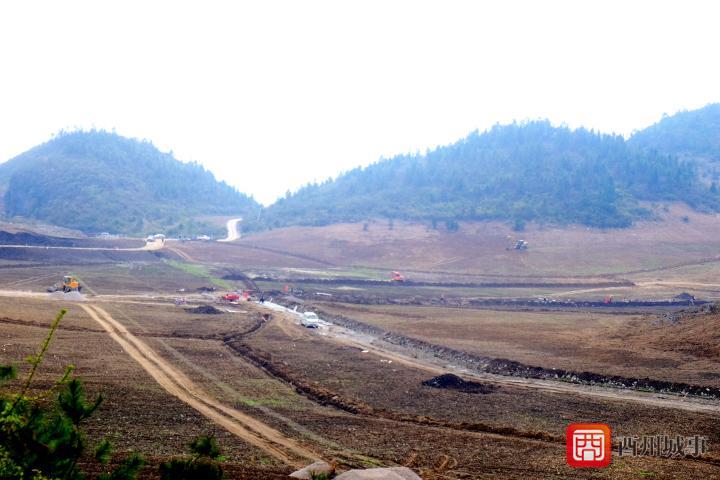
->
<box><xmin>1</xmin><ymin>1</ymin><xmax>719</xmax><ymax>204</ymax></box>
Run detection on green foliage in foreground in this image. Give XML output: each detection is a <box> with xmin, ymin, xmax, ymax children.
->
<box><xmin>0</xmin><ymin>309</ymin><xmax>144</xmax><ymax>480</ymax></box>
<box><xmin>159</xmin><ymin>436</ymin><xmax>224</xmax><ymax>480</ymax></box>
<box><xmin>0</xmin><ymin>308</ymin><xmax>227</xmax><ymax>479</ymax></box>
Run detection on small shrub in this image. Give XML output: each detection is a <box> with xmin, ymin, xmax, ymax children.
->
<box><xmin>159</xmin><ymin>435</ymin><xmax>224</xmax><ymax>480</ymax></box>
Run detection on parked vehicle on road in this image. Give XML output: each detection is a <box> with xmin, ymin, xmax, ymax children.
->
<box><xmin>301</xmin><ymin>311</ymin><xmax>320</xmax><ymax>328</ymax></box>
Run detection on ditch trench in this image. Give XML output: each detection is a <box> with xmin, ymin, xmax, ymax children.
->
<box><xmin>222</xmin><ymin>312</ymin><xmax>561</xmax><ymax>444</ymax></box>
<box><xmin>220</xmin><ymin>307</ymin><xmax>720</xmax><ymax>469</ymax></box>
<box><xmin>302</xmin><ymin>306</ymin><xmax>720</xmax><ymax>400</ymax></box>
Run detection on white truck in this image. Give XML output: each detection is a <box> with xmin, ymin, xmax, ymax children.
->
<box><xmin>301</xmin><ymin>311</ymin><xmax>321</xmax><ymax>328</ymax></box>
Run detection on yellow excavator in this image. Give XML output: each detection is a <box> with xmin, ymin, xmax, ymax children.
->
<box><xmin>47</xmin><ymin>275</ymin><xmax>83</xmax><ymax>293</ymax></box>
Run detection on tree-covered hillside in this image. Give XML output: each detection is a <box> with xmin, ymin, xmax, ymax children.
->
<box><xmin>261</xmin><ymin>120</ymin><xmax>718</xmax><ymax>230</ymax></box>
<box><xmin>0</xmin><ymin>130</ymin><xmax>258</xmax><ymax>235</ymax></box>
<box><xmin>629</xmin><ymin>103</ymin><xmax>720</xmax><ymax>161</ymax></box>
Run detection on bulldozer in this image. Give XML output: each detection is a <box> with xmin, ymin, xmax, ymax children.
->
<box><xmin>505</xmin><ymin>235</ymin><xmax>528</xmax><ymax>251</ymax></box>
<box><xmin>514</xmin><ymin>239</ymin><xmax>528</xmax><ymax>250</ymax></box>
<box><xmin>47</xmin><ymin>275</ymin><xmax>83</xmax><ymax>293</ymax></box>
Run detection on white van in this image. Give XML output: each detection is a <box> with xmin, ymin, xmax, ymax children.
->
<box><xmin>301</xmin><ymin>311</ymin><xmax>320</xmax><ymax>328</ymax></box>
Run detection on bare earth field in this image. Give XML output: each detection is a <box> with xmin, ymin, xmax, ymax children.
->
<box><xmin>4</xmin><ymin>212</ymin><xmax>720</xmax><ymax>478</ymax></box>
<box><xmin>0</xmin><ymin>299</ymin><xmax>287</xmax><ymax>471</ymax></box>
<box><xmin>239</xmin><ymin>309</ymin><xmax>720</xmax><ymax>477</ymax></box>
<box><xmin>4</xmin><ymin>294</ymin><xmax>720</xmax><ymax>478</ymax></box>
<box><xmin>234</xmin><ymin>204</ymin><xmax>720</xmax><ymax>278</ymax></box>
<box><xmin>311</xmin><ymin>303</ymin><xmax>720</xmax><ymax>389</ymax></box>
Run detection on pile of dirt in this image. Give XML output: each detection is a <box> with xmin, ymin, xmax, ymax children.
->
<box><xmin>184</xmin><ymin>305</ymin><xmax>223</xmax><ymax>314</ymax></box>
<box><xmin>422</xmin><ymin>373</ymin><xmax>496</xmax><ymax>394</ymax></box>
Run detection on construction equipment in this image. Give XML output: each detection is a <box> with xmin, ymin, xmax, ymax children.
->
<box><xmin>391</xmin><ymin>271</ymin><xmax>405</xmax><ymax>282</ymax></box>
<box><xmin>301</xmin><ymin>311</ymin><xmax>320</xmax><ymax>328</ymax></box>
<box><xmin>220</xmin><ymin>293</ymin><xmax>241</xmax><ymax>302</ymax></box>
<box><xmin>514</xmin><ymin>239</ymin><xmax>528</xmax><ymax>250</ymax></box>
<box><xmin>505</xmin><ymin>235</ymin><xmax>528</xmax><ymax>250</ymax></box>
<box><xmin>47</xmin><ymin>275</ymin><xmax>82</xmax><ymax>293</ymax></box>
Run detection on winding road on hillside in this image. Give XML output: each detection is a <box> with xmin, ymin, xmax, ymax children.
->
<box><xmin>218</xmin><ymin>218</ymin><xmax>242</xmax><ymax>242</ymax></box>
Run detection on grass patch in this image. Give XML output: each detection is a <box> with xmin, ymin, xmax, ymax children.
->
<box><xmin>239</xmin><ymin>397</ymin><xmax>287</xmax><ymax>407</ymax></box>
<box><xmin>166</xmin><ymin>260</ymin><xmax>234</xmax><ymax>290</ymax></box>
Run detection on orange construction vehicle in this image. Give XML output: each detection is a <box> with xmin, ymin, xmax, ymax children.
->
<box><xmin>220</xmin><ymin>293</ymin><xmax>241</xmax><ymax>302</ymax></box>
<box><xmin>391</xmin><ymin>271</ymin><xmax>405</xmax><ymax>282</ymax></box>
<box><xmin>47</xmin><ymin>275</ymin><xmax>82</xmax><ymax>293</ymax></box>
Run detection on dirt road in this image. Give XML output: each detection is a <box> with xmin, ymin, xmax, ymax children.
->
<box><xmin>218</xmin><ymin>218</ymin><xmax>242</xmax><ymax>242</ymax></box>
<box><xmin>0</xmin><ymin>272</ymin><xmax>61</xmax><ymax>289</ymax></box>
<box><xmin>0</xmin><ymin>240</ymin><xmax>163</xmax><ymax>252</ymax></box>
<box><xmin>78</xmin><ymin>303</ymin><xmax>321</xmax><ymax>467</ymax></box>
<box><xmin>549</xmin><ymin>279</ymin><xmax>720</xmax><ymax>299</ymax></box>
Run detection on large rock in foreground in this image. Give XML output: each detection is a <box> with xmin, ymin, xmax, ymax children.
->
<box><xmin>289</xmin><ymin>461</ymin><xmax>335</xmax><ymax>479</ymax></box>
<box><xmin>334</xmin><ymin>467</ymin><xmax>421</xmax><ymax>479</ymax></box>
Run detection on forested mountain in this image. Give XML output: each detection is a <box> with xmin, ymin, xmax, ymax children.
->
<box><xmin>3</xmin><ymin>105</ymin><xmax>718</xmax><ymax>236</ymax></box>
<box><xmin>630</xmin><ymin>103</ymin><xmax>720</xmax><ymax>161</ymax></box>
<box><xmin>0</xmin><ymin>130</ymin><xmax>258</xmax><ymax>235</ymax></box>
<box><xmin>261</xmin><ymin>119</ymin><xmax>719</xmax><ymax>230</ymax></box>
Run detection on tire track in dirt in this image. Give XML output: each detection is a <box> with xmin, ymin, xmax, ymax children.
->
<box><xmin>615</xmin><ymin>255</ymin><xmax>720</xmax><ymax>277</ymax></box>
<box><xmin>79</xmin><ymin>303</ymin><xmax>321</xmax><ymax>467</ymax></box>
<box><xmin>166</xmin><ymin>246</ymin><xmax>196</xmax><ymax>262</ymax></box>
<box><xmin>548</xmin><ymin>279</ymin><xmax>720</xmax><ymax>299</ymax></box>
<box><xmin>0</xmin><ymin>316</ymin><xmax>103</xmax><ymax>333</ymax></box>
<box><xmin>0</xmin><ymin>272</ymin><xmax>61</xmax><ymax>288</ymax></box>
<box><xmin>639</xmin><ymin>280</ymin><xmax>720</xmax><ymax>291</ymax></box>
<box><xmin>0</xmin><ymin>315</ymin><xmax>241</xmax><ymax>341</ymax></box>
<box><xmin>231</xmin><ymin>243</ymin><xmax>337</xmax><ymax>267</ymax></box>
